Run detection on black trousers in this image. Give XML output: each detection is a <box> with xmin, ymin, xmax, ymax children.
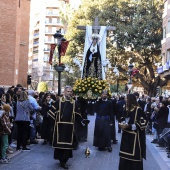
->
<box><xmin>16</xmin><ymin>121</ymin><xmax>30</xmax><ymax>149</ymax></box>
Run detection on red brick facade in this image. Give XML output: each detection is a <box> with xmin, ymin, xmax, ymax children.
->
<box><xmin>0</xmin><ymin>0</ymin><xmax>30</xmax><ymax>88</ymax></box>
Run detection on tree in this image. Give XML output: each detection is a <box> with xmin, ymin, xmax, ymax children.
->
<box><xmin>66</xmin><ymin>0</ymin><xmax>165</xmax><ymax>96</ymax></box>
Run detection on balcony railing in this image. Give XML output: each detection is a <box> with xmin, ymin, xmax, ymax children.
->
<box><xmin>45</xmin><ymin>21</ymin><xmax>62</xmax><ymax>26</ymax></box>
<box><xmin>34</xmin><ymin>33</ymin><xmax>39</xmax><ymax>36</ymax></box>
<box><xmin>33</xmin><ymin>50</ymin><xmax>39</xmax><ymax>54</ymax></box>
<box><xmin>44</xmin><ymin>40</ymin><xmax>53</xmax><ymax>43</ymax></box>
<box><xmin>46</xmin><ymin>12</ymin><xmax>59</xmax><ymax>16</ymax></box>
<box><xmin>44</xmin><ymin>49</ymin><xmax>50</xmax><ymax>52</ymax></box>
<box><xmin>33</xmin><ymin>41</ymin><xmax>39</xmax><ymax>45</ymax></box>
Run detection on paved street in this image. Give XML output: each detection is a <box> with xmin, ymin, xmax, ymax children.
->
<box><xmin>0</xmin><ymin>115</ymin><xmax>170</xmax><ymax>170</ymax></box>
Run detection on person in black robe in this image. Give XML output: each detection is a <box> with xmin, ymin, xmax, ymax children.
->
<box><xmin>82</xmin><ymin>35</ymin><xmax>102</xmax><ymax>79</ymax></box>
<box><xmin>93</xmin><ymin>90</ymin><xmax>112</xmax><ymax>152</ymax></box>
<box><xmin>118</xmin><ymin>94</ymin><xmax>147</xmax><ymax>170</ymax></box>
<box><xmin>109</xmin><ymin>95</ymin><xmax>118</xmax><ymax>144</ymax></box>
<box><xmin>74</xmin><ymin>97</ymin><xmax>88</xmax><ymax>143</ymax></box>
<box><xmin>48</xmin><ymin>86</ymin><xmax>89</xmax><ymax>169</ymax></box>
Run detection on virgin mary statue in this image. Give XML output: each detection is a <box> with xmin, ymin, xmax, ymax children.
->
<box><xmin>81</xmin><ymin>26</ymin><xmax>107</xmax><ymax>80</ymax></box>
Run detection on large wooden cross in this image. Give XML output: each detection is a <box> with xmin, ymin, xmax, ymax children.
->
<box><xmin>77</xmin><ymin>17</ymin><xmax>116</xmax><ymax>33</ymax></box>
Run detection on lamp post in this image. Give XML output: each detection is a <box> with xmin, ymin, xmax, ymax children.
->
<box><xmin>127</xmin><ymin>63</ymin><xmax>134</xmax><ymax>93</ymax></box>
<box><xmin>113</xmin><ymin>66</ymin><xmax>119</xmax><ymax>95</ymax></box>
<box><xmin>53</xmin><ymin>30</ymin><xmax>65</xmax><ymax>96</ymax></box>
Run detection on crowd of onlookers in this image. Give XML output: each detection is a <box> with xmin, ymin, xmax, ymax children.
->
<box><xmin>115</xmin><ymin>92</ymin><xmax>170</xmax><ymax>159</ymax></box>
<box><xmin>1</xmin><ymin>84</ymin><xmax>170</xmax><ymax>164</ymax></box>
<box><xmin>0</xmin><ymin>84</ymin><xmax>59</xmax><ymax>164</ymax></box>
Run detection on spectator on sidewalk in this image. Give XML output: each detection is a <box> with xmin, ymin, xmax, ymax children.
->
<box><xmin>1</xmin><ymin>93</ymin><xmax>15</xmax><ymax>153</ymax></box>
<box><xmin>156</xmin><ymin>100</ymin><xmax>169</xmax><ymax>145</ymax></box>
<box><xmin>28</xmin><ymin>90</ymin><xmax>41</xmax><ymax>144</ymax></box>
<box><xmin>41</xmin><ymin>93</ymin><xmax>53</xmax><ymax>145</ymax></box>
<box><xmin>0</xmin><ymin>104</ymin><xmax>12</xmax><ymax>163</ymax></box>
<box><xmin>15</xmin><ymin>91</ymin><xmax>34</xmax><ymax>151</ymax></box>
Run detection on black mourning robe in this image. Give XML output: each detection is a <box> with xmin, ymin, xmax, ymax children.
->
<box><xmin>74</xmin><ymin>97</ymin><xmax>88</xmax><ymax>142</ymax></box>
<box><xmin>82</xmin><ymin>44</ymin><xmax>102</xmax><ymax>79</ymax></box>
<box><xmin>48</xmin><ymin>98</ymin><xmax>82</xmax><ymax>161</ymax></box>
<box><xmin>93</xmin><ymin>99</ymin><xmax>112</xmax><ymax>148</ymax></box>
<box><xmin>119</xmin><ymin>107</ymin><xmax>147</xmax><ymax>170</ymax></box>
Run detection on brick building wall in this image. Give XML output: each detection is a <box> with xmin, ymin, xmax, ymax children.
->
<box><xmin>0</xmin><ymin>0</ymin><xmax>30</xmax><ymax>88</ymax></box>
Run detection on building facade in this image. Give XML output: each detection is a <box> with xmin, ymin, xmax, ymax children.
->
<box><xmin>0</xmin><ymin>0</ymin><xmax>31</xmax><ymax>88</ymax></box>
<box><xmin>28</xmin><ymin>0</ymin><xmax>70</xmax><ymax>91</ymax></box>
<box><xmin>157</xmin><ymin>0</ymin><xmax>170</xmax><ymax>95</ymax></box>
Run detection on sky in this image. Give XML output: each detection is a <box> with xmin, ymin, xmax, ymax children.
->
<box><xmin>70</xmin><ymin>0</ymin><xmax>82</xmax><ymax>9</ymax></box>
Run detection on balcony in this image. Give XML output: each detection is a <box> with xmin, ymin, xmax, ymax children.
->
<box><xmin>45</xmin><ymin>21</ymin><xmax>63</xmax><ymax>26</ymax></box>
<box><xmin>33</xmin><ymin>41</ymin><xmax>39</xmax><ymax>46</ymax></box>
<box><xmin>33</xmin><ymin>50</ymin><xmax>39</xmax><ymax>54</ymax></box>
<box><xmin>45</xmin><ymin>31</ymin><xmax>55</xmax><ymax>35</ymax></box>
<box><xmin>44</xmin><ymin>49</ymin><xmax>50</xmax><ymax>53</ymax></box>
<box><xmin>46</xmin><ymin>12</ymin><xmax>60</xmax><ymax>17</ymax></box>
<box><xmin>44</xmin><ymin>40</ymin><xmax>54</xmax><ymax>44</ymax></box>
<box><xmin>34</xmin><ymin>33</ymin><xmax>39</xmax><ymax>38</ymax></box>
<box><xmin>43</xmin><ymin>56</ymin><xmax>49</xmax><ymax>62</ymax></box>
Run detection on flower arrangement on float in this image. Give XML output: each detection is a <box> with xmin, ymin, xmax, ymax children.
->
<box><xmin>73</xmin><ymin>77</ymin><xmax>111</xmax><ymax>99</ymax></box>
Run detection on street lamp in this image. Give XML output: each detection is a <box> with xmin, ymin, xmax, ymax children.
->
<box><xmin>127</xmin><ymin>63</ymin><xmax>134</xmax><ymax>93</ymax></box>
<box><xmin>113</xmin><ymin>66</ymin><xmax>119</xmax><ymax>94</ymax></box>
<box><xmin>53</xmin><ymin>30</ymin><xmax>65</xmax><ymax>96</ymax></box>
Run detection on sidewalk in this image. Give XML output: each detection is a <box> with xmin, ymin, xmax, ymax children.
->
<box><xmin>146</xmin><ymin>134</ymin><xmax>170</xmax><ymax>169</ymax></box>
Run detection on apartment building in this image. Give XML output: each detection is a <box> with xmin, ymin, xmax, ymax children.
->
<box><xmin>157</xmin><ymin>0</ymin><xmax>170</xmax><ymax>95</ymax></box>
<box><xmin>0</xmin><ymin>0</ymin><xmax>31</xmax><ymax>88</ymax></box>
<box><xmin>28</xmin><ymin>0</ymin><xmax>69</xmax><ymax>91</ymax></box>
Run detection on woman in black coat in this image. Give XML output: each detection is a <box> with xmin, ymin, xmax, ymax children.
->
<box><xmin>41</xmin><ymin>93</ymin><xmax>53</xmax><ymax>145</ymax></box>
<box><xmin>119</xmin><ymin>94</ymin><xmax>147</xmax><ymax>170</ymax></box>
<box><xmin>156</xmin><ymin>100</ymin><xmax>169</xmax><ymax>142</ymax></box>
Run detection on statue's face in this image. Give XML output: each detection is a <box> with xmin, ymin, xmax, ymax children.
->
<box><xmin>87</xmin><ymin>90</ymin><xmax>92</xmax><ymax>98</ymax></box>
<box><xmin>92</xmin><ymin>38</ymin><xmax>98</xmax><ymax>45</ymax></box>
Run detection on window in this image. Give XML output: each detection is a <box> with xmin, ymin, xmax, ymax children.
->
<box><xmin>49</xmin><ymin>18</ymin><xmax>52</xmax><ymax>23</ymax></box>
<box><xmin>167</xmin><ymin>49</ymin><xmax>170</xmax><ymax>62</ymax></box>
<box><xmin>163</xmin><ymin>27</ymin><xmax>166</xmax><ymax>39</ymax></box>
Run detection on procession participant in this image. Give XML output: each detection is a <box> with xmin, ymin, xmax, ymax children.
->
<box><xmin>48</xmin><ymin>86</ymin><xmax>89</xmax><ymax>169</ymax></box>
<box><xmin>119</xmin><ymin>94</ymin><xmax>147</xmax><ymax>170</ymax></box>
<box><xmin>93</xmin><ymin>90</ymin><xmax>112</xmax><ymax>152</ymax></box>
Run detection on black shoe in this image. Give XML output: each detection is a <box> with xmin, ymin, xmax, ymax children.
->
<box><xmin>98</xmin><ymin>147</ymin><xmax>106</xmax><ymax>151</ymax></box>
<box><xmin>60</xmin><ymin>164</ymin><xmax>68</xmax><ymax>169</ymax></box>
<box><xmin>22</xmin><ymin>148</ymin><xmax>31</xmax><ymax>151</ymax></box>
<box><xmin>16</xmin><ymin>147</ymin><xmax>21</xmax><ymax>151</ymax></box>
<box><xmin>113</xmin><ymin>140</ymin><xmax>118</xmax><ymax>144</ymax></box>
<box><xmin>108</xmin><ymin>147</ymin><xmax>112</xmax><ymax>152</ymax></box>
<box><xmin>30</xmin><ymin>140</ymin><xmax>39</xmax><ymax>144</ymax></box>
<box><xmin>42</xmin><ymin>141</ymin><xmax>47</xmax><ymax>145</ymax></box>
<box><xmin>151</xmin><ymin>139</ymin><xmax>157</xmax><ymax>143</ymax></box>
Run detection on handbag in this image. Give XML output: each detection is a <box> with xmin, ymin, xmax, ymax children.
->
<box><xmin>36</xmin><ymin>114</ymin><xmax>43</xmax><ymax>125</ymax></box>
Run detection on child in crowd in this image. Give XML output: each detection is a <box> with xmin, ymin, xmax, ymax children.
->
<box><xmin>0</xmin><ymin>104</ymin><xmax>12</xmax><ymax>163</ymax></box>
